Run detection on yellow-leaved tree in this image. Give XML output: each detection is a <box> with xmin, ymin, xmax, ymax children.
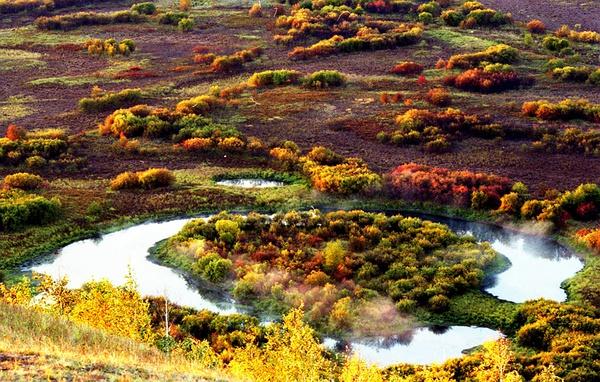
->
<box><xmin>229</xmin><ymin>307</ymin><xmax>333</xmax><ymax>382</ymax></box>
<box><xmin>475</xmin><ymin>338</ymin><xmax>523</xmax><ymax>382</ymax></box>
<box><xmin>340</xmin><ymin>356</ymin><xmax>384</xmax><ymax>382</ymax></box>
<box><xmin>68</xmin><ymin>275</ymin><xmax>153</xmax><ymax>342</ymax></box>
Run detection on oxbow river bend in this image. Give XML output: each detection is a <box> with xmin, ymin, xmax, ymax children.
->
<box><xmin>29</xmin><ymin>212</ymin><xmax>583</xmax><ymax>366</ymax></box>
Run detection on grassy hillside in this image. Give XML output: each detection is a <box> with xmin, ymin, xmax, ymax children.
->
<box><xmin>0</xmin><ymin>303</ymin><xmax>229</xmax><ymax>381</ymax></box>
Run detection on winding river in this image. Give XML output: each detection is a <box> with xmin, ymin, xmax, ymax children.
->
<box><xmin>28</xmin><ymin>211</ymin><xmax>583</xmax><ymax>366</ymax></box>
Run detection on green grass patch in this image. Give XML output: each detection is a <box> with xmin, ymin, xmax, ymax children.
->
<box><xmin>28</xmin><ymin>75</ymin><xmax>125</xmax><ymax>87</ymax></box>
<box><xmin>0</xmin><ymin>26</ymin><xmax>88</xmax><ymax>47</ymax></box>
<box><xmin>425</xmin><ymin>28</ymin><xmax>499</xmax><ymax>50</ymax></box>
<box><xmin>0</xmin><ymin>95</ymin><xmax>35</xmax><ymax>123</ymax></box>
<box><xmin>0</xmin><ymin>48</ymin><xmax>45</xmax><ymax>71</ymax></box>
<box><xmin>415</xmin><ymin>291</ymin><xmax>519</xmax><ymax>333</ymax></box>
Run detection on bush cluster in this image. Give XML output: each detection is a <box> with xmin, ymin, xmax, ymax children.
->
<box><xmin>110</xmin><ymin>168</ymin><xmax>175</xmax><ymax>191</ymax></box>
<box><xmin>79</xmin><ymin>88</ymin><xmax>143</xmax><ymax>113</ymax></box>
<box><xmin>302</xmin><ymin>70</ymin><xmax>346</xmax><ymax>88</ymax></box>
<box><xmin>441</xmin><ymin>1</ymin><xmax>511</xmax><ymax>28</ymax></box>
<box><xmin>2</xmin><ymin>172</ymin><xmax>44</xmax><ymax>190</ymax></box>
<box><xmin>522</xmin><ymin>98</ymin><xmax>600</xmax><ymax>122</ymax></box>
<box><xmin>444</xmin><ymin>67</ymin><xmax>532</xmax><ymax>93</ymax></box>
<box><xmin>0</xmin><ymin>127</ymin><xmax>69</xmax><ymax>165</ymax></box>
<box><xmin>446</xmin><ymin>44</ymin><xmax>518</xmax><ymax>69</ymax></box>
<box><xmin>531</xmin><ymin>128</ymin><xmax>600</xmax><ymax>157</ymax></box>
<box><xmin>386</xmin><ymin>163</ymin><xmax>512</xmax><ymax>209</ymax></box>
<box><xmin>0</xmin><ymin>189</ymin><xmax>60</xmax><ymax>230</ymax></box>
<box><xmin>288</xmin><ymin>26</ymin><xmax>422</xmax><ymax>60</ymax></box>
<box><xmin>556</xmin><ymin>24</ymin><xmax>600</xmax><ymax>44</ymax></box>
<box><xmin>35</xmin><ymin>10</ymin><xmax>145</xmax><ymax>30</ymax></box>
<box><xmin>377</xmin><ymin>107</ymin><xmax>502</xmax><ymax>152</ymax></box>
<box><xmin>85</xmin><ymin>38</ymin><xmax>136</xmax><ymax>56</ymax></box>
<box><xmin>549</xmin><ymin>64</ymin><xmax>600</xmax><ymax>85</ymax></box>
<box><xmin>130</xmin><ymin>2</ymin><xmax>156</xmax><ymax>15</ymax></box>
<box><xmin>210</xmin><ymin>47</ymin><xmax>263</xmax><ymax>73</ymax></box>
<box><xmin>0</xmin><ymin>0</ymin><xmax>109</xmax><ymax>14</ymax></box>
<box><xmin>165</xmin><ymin>209</ymin><xmax>497</xmax><ymax>325</ymax></box>
<box><xmin>247</xmin><ymin>70</ymin><xmax>303</xmax><ymax>87</ymax></box>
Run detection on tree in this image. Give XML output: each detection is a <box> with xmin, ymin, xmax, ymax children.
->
<box><xmin>229</xmin><ymin>308</ymin><xmax>333</xmax><ymax>382</ymax></box>
<box><xmin>475</xmin><ymin>338</ymin><xmax>520</xmax><ymax>382</ymax></box>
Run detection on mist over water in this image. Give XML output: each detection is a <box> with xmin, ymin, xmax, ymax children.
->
<box><xmin>29</xmin><ymin>212</ymin><xmax>584</xmax><ymax>365</ymax></box>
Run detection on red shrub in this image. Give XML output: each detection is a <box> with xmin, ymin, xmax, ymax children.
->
<box><xmin>417</xmin><ymin>75</ymin><xmax>428</xmax><ymax>86</ymax></box>
<box><xmin>5</xmin><ymin>124</ymin><xmax>26</xmax><ymax>141</ymax></box>
<box><xmin>444</xmin><ymin>68</ymin><xmax>529</xmax><ymax>93</ymax></box>
<box><xmin>576</xmin><ymin>201</ymin><xmax>598</xmax><ymax>220</ymax></box>
<box><xmin>386</xmin><ymin>163</ymin><xmax>512</xmax><ymax>208</ymax></box>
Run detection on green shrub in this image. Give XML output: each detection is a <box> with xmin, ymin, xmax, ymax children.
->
<box><xmin>178</xmin><ymin>17</ymin><xmax>195</xmax><ymax>32</ymax></box>
<box><xmin>131</xmin><ymin>2</ymin><xmax>156</xmax><ymax>15</ymax></box>
<box><xmin>35</xmin><ymin>10</ymin><xmax>145</xmax><ymax>30</ymax></box>
<box><xmin>247</xmin><ymin>70</ymin><xmax>302</xmax><ymax>87</ymax></box>
<box><xmin>418</xmin><ymin>11</ymin><xmax>433</xmax><ymax>24</ymax></box>
<box><xmin>0</xmin><ymin>190</ymin><xmax>61</xmax><ymax>230</ymax></box>
<box><xmin>158</xmin><ymin>11</ymin><xmax>187</xmax><ymax>25</ymax></box>
<box><xmin>442</xmin><ymin>10</ymin><xmax>464</xmax><ymax>26</ymax></box>
<box><xmin>79</xmin><ymin>88</ymin><xmax>143</xmax><ymax>113</ymax></box>
<box><xmin>542</xmin><ymin>36</ymin><xmax>570</xmax><ymax>52</ymax></box>
<box><xmin>303</xmin><ymin>70</ymin><xmax>346</xmax><ymax>88</ymax></box>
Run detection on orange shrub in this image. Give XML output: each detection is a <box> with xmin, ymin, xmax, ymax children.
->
<box><xmin>110</xmin><ymin>171</ymin><xmax>140</xmax><ymax>190</ymax></box>
<box><xmin>218</xmin><ymin>137</ymin><xmax>245</xmax><ymax>152</ymax></box>
<box><xmin>182</xmin><ymin>138</ymin><xmax>213</xmax><ymax>151</ymax></box>
<box><xmin>110</xmin><ymin>168</ymin><xmax>175</xmax><ymax>190</ymax></box>
<box><xmin>248</xmin><ymin>3</ymin><xmax>262</xmax><ymax>18</ymax></box>
<box><xmin>390</xmin><ymin>61</ymin><xmax>424</xmax><ymax>76</ymax></box>
<box><xmin>6</xmin><ymin>124</ymin><xmax>26</xmax><ymax>141</ymax></box>
<box><xmin>426</xmin><ymin>87</ymin><xmax>451</xmax><ymax>106</ymax></box>
<box><xmin>526</xmin><ymin>19</ymin><xmax>546</xmax><ymax>34</ymax></box>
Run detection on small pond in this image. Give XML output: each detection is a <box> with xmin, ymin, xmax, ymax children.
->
<box><xmin>215</xmin><ymin>178</ymin><xmax>286</xmax><ymax>188</ymax></box>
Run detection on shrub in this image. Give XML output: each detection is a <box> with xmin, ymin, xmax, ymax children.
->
<box><xmin>248</xmin><ymin>3</ymin><xmax>262</xmax><ymax>17</ymax></box>
<box><xmin>85</xmin><ymin>38</ymin><xmax>136</xmax><ymax>56</ymax></box>
<box><xmin>588</xmin><ymin>69</ymin><xmax>600</xmax><ymax>85</ymax></box>
<box><xmin>131</xmin><ymin>2</ymin><xmax>156</xmax><ymax>15</ymax></box>
<box><xmin>542</xmin><ymin>36</ymin><xmax>569</xmax><ymax>52</ymax></box>
<box><xmin>247</xmin><ymin>70</ymin><xmax>302</xmax><ymax>87</ymax></box>
<box><xmin>426</xmin><ymin>87</ymin><xmax>451</xmax><ymax>106</ymax></box>
<box><xmin>442</xmin><ymin>10</ymin><xmax>464</xmax><ymax>26</ymax></box>
<box><xmin>386</xmin><ymin>163</ymin><xmax>511</xmax><ymax>208</ymax></box>
<box><xmin>390</xmin><ymin>61</ymin><xmax>424</xmax><ymax>76</ymax></box>
<box><xmin>526</xmin><ymin>19</ymin><xmax>545</xmax><ymax>34</ymax></box>
<box><xmin>551</xmin><ymin>66</ymin><xmax>592</xmax><ymax>82</ymax></box>
<box><xmin>35</xmin><ymin>10</ymin><xmax>145</xmax><ymax>30</ymax></box>
<box><xmin>210</xmin><ymin>48</ymin><xmax>262</xmax><ymax>73</ymax></box>
<box><xmin>0</xmin><ymin>189</ymin><xmax>60</xmax><ymax>230</ymax></box>
<box><xmin>2</xmin><ymin>172</ymin><xmax>44</xmax><ymax>190</ymax></box>
<box><xmin>179</xmin><ymin>0</ymin><xmax>191</xmax><ymax>12</ymax></box>
<box><xmin>303</xmin><ymin>157</ymin><xmax>382</xmax><ymax>195</ymax></box>
<box><xmin>446</xmin><ymin>44</ymin><xmax>518</xmax><ymax>69</ymax></box>
<box><xmin>181</xmin><ymin>137</ymin><xmax>213</xmax><ymax>151</ymax></box>
<box><xmin>306</xmin><ymin>146</ymin><xmax>344</xmax><ymax>165</ymax></box>
<box><xmin>556</xmin><ymin>25</ymin><xmax>600</xmax><ymax>44</ymax></box>
<box><xmin>303</xmin><ymin>70</ymin><xmax>346</xmax><ymax>88</ymax></box>
<box><xmin>138</xmin><ymin>168</ymin><xmax>176</xmax><ymax>189</ymax></box>
<box><xmin>218</xmin><ymin>137</ymin><xmax>245</xmax><ymax>152</ymax></box>
<box><xmin>461</xmin><ymin>8</ymin><xmax>511</xmax><ymax>28</ymax></box>
<box><xmin>5</xmin><ymin>124</ymin><xmax>25</xmax><ymax>141</ymax></box>
<box><xmin>110</xmin><ymin>168</ymin><xmax>175</xmax><ymax>190</ymax></box>
<box><xmin>158</xmin><ymin>11</ymin><xmax>188</xmax><ymax>25</ymax></box>
<box><xmin>178</xmin><ymin>17</ymin><xmax>195</xmax><ymax>32</ymax></box>
<box><xmin>0</xmin><ymin>129</ymin><xmax>69</xmax><ymax>164</ymax></box>
<box><xmin>444</xmin><ymin>68</ymin><xmax>530</xmax><ymax>93</ymax></box>
<box><xmin>522</xmin><ymin>99</ymin><xmax>600</xmax><ymax>122</ymax></box>
<box><xmin>418</xmin><ymin>11</ymin><xmax>433</xmax><ymax>24</ymax></box>
<box><xmin>79</xmin><ymin>88</ymin><xmax>143</xmax><ymax>113</ymax></box>
<box><xmin>25</xmin><ymin>155</ymin><xmax>47</xmax><ymax>168</ymax></box>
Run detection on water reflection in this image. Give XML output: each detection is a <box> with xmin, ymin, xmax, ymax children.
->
<box><xmin>216</xmin><ymin>179</ymin><xmax>285</xmax><ymax>188</ymax></box>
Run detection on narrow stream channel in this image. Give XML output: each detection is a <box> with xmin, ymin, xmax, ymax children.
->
<box><xmin>28</xmin><ymin>212</ymin><xmax>583</xmax><ymax>366</ymax></box>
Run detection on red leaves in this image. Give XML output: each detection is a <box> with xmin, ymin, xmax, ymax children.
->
<box><xmin>387</xmin><ymin>163</ymin><xmax>511</xmax><ymax>208</ymax></box>
<box><xmin>444</xmin><ymin>69</ymin><xmax>527</xmax><ymax>93</ymax></box>
<box><xmin>5</xmin><ymin>124</ymin><xmax>25</xmax><ymax>141</ymax></box>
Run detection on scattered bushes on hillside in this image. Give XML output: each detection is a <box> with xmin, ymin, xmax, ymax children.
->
<box><xmin>2</xmin><ymin>172</ymin><xmax>44</xmax><ymax>190</ymax></box>
<box><xmin>386</xmin><ymin>163</ymin><xmax>512</xmax><ymax>209</ymax></box>
<box><xmin>210</xmin><ymin>47</ymin><xmax>263</xmax><ymax>73</ymax></box>
<box><xmin>446</xmin><ymin>44</ymin><xmax>518</xmax><ymax>69</ymax></box>
<box><xmin>79</xmin><ymin>88</ymin><xmax>143</xmax><ymax>113</ymax></box>
<box><xmin>0</xmin><ymin>189</ymin><xmax>60</xmax><ymax>230</ymax></box>
<box><xmin>85</xmin><ymin>38</ymin><xmax>136</xmax><ymax>56</ymax></box>
<box><xmin>549</xmin><ymin>64</ymin><xmax>600</xmax><ymax>85</ymax></box>
<box><xmin>522</xmin><ymin>98</ymin><xmax>600</xmax><ymax>122</ymax></box>
<box><xmin>531</xmin><ymin>127</ymin><xmax>600</xmax><ymax>156</ymax></box>
<box><xmin>110</xmin><ymin>168</ymin><xmax>175</xmax><ymax>190</ymax></box>
<box><xmin>35</xmin><ymin>10</ymin><xmax>145</xmax><ymax>30</ymax></box>
<box><xmin>576</xmin><ymin>228</ymin><xmax>600</xmax><ymax>253</ymax></box>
